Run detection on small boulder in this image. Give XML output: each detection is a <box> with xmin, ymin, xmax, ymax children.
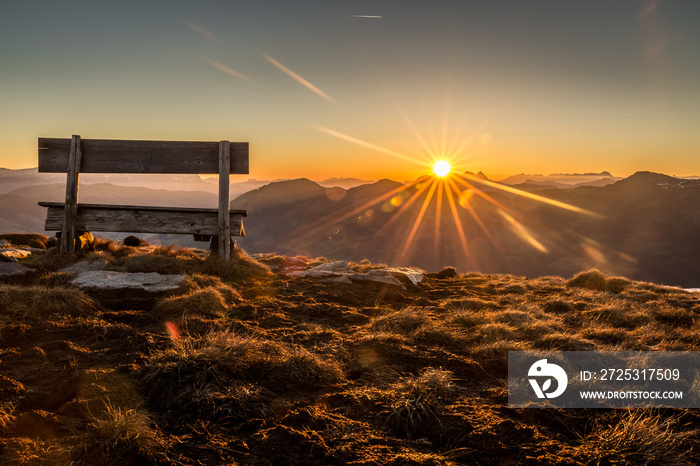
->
<box><xmin>310</xmin><ymin>261</ymin><xmax>353</xmax><ymax>273</ymax></box>
<box><xmin>320</xmin><ymin>275</ymin><xmax>353</xmax><ymax>285</ymax></box>
<box><xmin>71</xmin><ymin>271</ymin><xmax>185</xmax><ymax>292</ymax></box>
<box><xmin>0</xmin><ymin>262</ymin><xmax>35</xmax><ymax>278</ymax></box>
<box><xmin>0</xmin><ymin>249</ymin><xmax>31</xmax><ymax>262</ymax></box>
<box><xmin>369</xmin><ymin>267</ymin><xmax>424</xmax><ymax>286</ymax></box>
<box><xmin>348</xmin><ymin>273</ymin><xmax>404</xmax><ymax>288</ymax></box>
<box><xmin>123</xmin><ymin>236</ymin><xmax>149</xmax><ymax>247</ymax></box>
<box><xmin>299</xmin><ymin>269</ymin><xmax>344</xmax><ymax>279</ymax></box>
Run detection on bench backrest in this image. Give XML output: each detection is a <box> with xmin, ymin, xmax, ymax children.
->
<box><xmin>38</xmin><ymin>137</ymin><xmax>248</xmax><ymax>174</ymax></box>
<box><xmin>38</xmin><ymin>135</ymin><xmax>249</xmax><ymax>259</ymax></box>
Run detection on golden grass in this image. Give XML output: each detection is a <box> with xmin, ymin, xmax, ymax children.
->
<box><xmin>387</xmin><ymin>368</ymin><xmax>456</xmax><ymax>434</ymax></box>
<box><xmin>5</xmin><ymin>243</ymin><xmax>700</xmax><ymax>464</ymax></box>
<box><xmin>0</xmin><ymin>284</ymin><xmax>98</xmax><ymax>318</ymax></box>
<box><xmin>575</xmin><ymin>410</ymin><xmax>698</xmax><ymax>465</ymax></box>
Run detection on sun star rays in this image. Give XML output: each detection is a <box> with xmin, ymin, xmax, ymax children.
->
<box><xmin>312</xmin><ymin>119</ymin><xmax>602</xmax><ymax>268</ymax></box>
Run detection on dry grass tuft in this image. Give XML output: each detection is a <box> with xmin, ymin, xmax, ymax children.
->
<box><xmin>0</xmin><ymin>233</ymin><xmax>52</xmax><ymax>249</ymax></box>
<box><xmin>567</xmin><ymin>269</ymin><xmax>631</xmax><ymax>293</ymax></box>
<box><xmin>0</xmin><ymin>284</ymin><xmax>98</xmax><ymax>318</ymax></box>
<box><xmin>141</xmin><ymin>330</ymin><xmax>345</xmax><ymax>421</ymax></box>
<box><xmin>567</xmin><ymin>269</ymin><xmax>608</xmax><ymax>291</ymax></box>
<box><xmin>576</xmin><ymin>410</ymin><xmax>698</xmax><ymax>465</ymax></box>
<box><xmin>387</xmin><ymin>368</ymin><xmax>456</xmax><ymax>434</ymax></box>
<box><xmin>372</xmin><ymin>307</ymin><xmax>429</xmax><ymax>333</ymax></box>
<box><xmin>154</xmin><ymin>287</ymin><xmax>229</xmax><ymax>319</ymax></box>
<box><xmin>79</xmin><ymin>402</ymin><xmax>168</xmax><ymax>465</ymax></box>
<box><xmin>200</xmin><ymin>248</ymin><xmax>273</xmax><ymax>284</ymax></box>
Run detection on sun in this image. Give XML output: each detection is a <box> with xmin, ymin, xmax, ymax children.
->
<box><xmin>432</xmin><ymin>160</ymin><xmax>451</xmax><ymax>178</ymax></box>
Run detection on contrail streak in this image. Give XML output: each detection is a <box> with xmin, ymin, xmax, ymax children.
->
<box><xmin>200</xmin><ymin>57</ymin><xmax>252</xmax><ymax>82</ymax></box>
<box><xmin>183</xmin><ymin>19</ymin><xmax>223</xmax><ymax>45</ymax></box>
<box><xmin>261</xmin><ymin>52</ymin><xmax>337</xmax><ymax>104</ymax></box>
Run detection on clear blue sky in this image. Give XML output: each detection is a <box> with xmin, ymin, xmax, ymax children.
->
<box><xmin>2</xmin><ymin>0</ymin><xmax>699</xmax><ymax>180</ymax></box>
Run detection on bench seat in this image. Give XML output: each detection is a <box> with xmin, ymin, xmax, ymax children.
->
<box><xmin>39</xmin><ymin>202</ymin><xmax>246</xmax><ymax>237</ymax></box>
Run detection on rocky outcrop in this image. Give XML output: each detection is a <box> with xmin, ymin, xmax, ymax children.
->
<box><xmin>293</xmin><ymin>261</ymin><xmax>424</xmax><ymax>289</ymax></box>
<box><xmin>71</xmin><ymin>271</ymin><xmax>185</xmax><ymax>292</ymax></box>
<box><xmin>0</xmin><ymin>262</ymin><xmax>35</xmax><ymax>278</ymax></box>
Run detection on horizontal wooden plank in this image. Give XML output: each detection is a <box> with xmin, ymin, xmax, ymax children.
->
<box><xmin>41</xmin><ymin>203</ymin><xmax>245</xmax><ymax>236</ymax></box>
<box><xmin>39</xmin><ymin>202</ymin><xmax>247</xmax><ymax>217</ymax></box>
<box><xmin>38</xmin><ymin>138</ymin><xmax>249</xmax><ymax>174</ymax></box>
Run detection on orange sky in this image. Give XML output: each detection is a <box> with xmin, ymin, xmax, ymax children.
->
<box><xmin>2</xmin><ymin>1</ymin><xmax>699</xmax><ymax>181</ymax></box>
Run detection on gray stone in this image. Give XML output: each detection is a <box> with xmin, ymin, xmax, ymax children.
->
<box><xmin>0</xmin><ymin>262</ymin><xmax>35</xmax><ymax>277</ymax></box>
<box><xmin>320</xmin><ymin>275</ymin><xmax>353</xmax><ymax>285</ymax></box>
<box><xmin>299</xmin><ymin>269</ymin><xmax>344</xmax><ymax>279</ymax></box>
<box><xmin>61</xmin><ymin>258</ymin><xmax>109</xmax><ymax>274</ymax></box>
<box><xmin>71</xmin><ymin>271</ymin><xmax>185</xmax><ymax>292</ymax></box>
<box><xmin>310</xmin><ymin>261</ymin><xmax>352</xmax><ymax>273</ymax></box>
<box><xmin>348</xmin><ymin>273</ymin><xmax>404</xmax><ymax>288</ymax></box>
<box><xmin>368</xmin><ymin>267</ymin><xmax>424</xmax><ymax>286</ymax></box>
<box><xmin>0</xmin><ymin>249</ymin><xmax>31</xmax><ymax>262</ymax></box>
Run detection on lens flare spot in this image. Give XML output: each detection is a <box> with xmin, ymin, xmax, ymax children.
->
<box><xmin>433</xmin><ymin>160</ymin><xmax>451</xmax><ymax>178</ymax></box>
<box><xmin>458</xmin><ymin>189</ymin><xmax>473</xmax><ymax>208</ymax></box>
<box><xmin>390</xmin><ymin>195</ymin><xmax>403</xmax><ymax>207</ymax></box>
<box><xmin>499</xmin><ymin>210</ymin><xmax>548</xmax><ymax>253</ymax></box>
<box><xmin>165</xmin><ymin>321</ymin><xmax>181</xmax><ymax>341</ymax></box>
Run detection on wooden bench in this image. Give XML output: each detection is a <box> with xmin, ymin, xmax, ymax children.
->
<box><xmin>38</xmin><ymin>135</ymin><xmax>249</xmax><ymax>260</ymax></box>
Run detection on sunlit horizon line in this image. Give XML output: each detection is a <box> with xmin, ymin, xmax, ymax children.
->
<box><xmin>183</xmin><ymin>19</ymin><xmax>223</xmax><ymax>45</ymax></box>
<box><xmin>347</xmin><ymin>15</ymin><xmax>382</xmax><ymax>19</ymax></box>
<box><xmin>200</xmin><ymin>57</ymin><xmax>253</xmax><ymax>82</ymax></box>
<box><xmin>261</xmin><ymin>52</ymin><xmax>337</xmax><ymax>104</ymax></box>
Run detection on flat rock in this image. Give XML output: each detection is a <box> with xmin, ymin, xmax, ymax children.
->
<box><xmin>368</xmin><ymin>268</ymin><xmax>424</xmax><ymax>286</ymax></box>
<box><xmin>348</xmin><ymin>273</ymin><xmax>404</xmax><ymax>287</ymax></box>
<box><xmin>299</xmin><ymin>269</ymin><xmax>344</xmax><ymax>279</ymax></box>
<box><xmin>320</xmin><ymin>275</ymin><xmax>353</xmax><ymax>285</ymax></box>
<box><xmin>71</xmin><ymin>271</ymin><xmax>185</xmax><ymax>292</ymax></box>
<box><xmin>310</xmin><ymin>261</ymin><xmax>352</xmax><ymax>273</ymax></box>
<box><xmin>0</xmin><ymin>249</ymin><xmax>31</xmax><ymax>262</ymax></box>
<box><xmin>61</xmin><ymin>258</ymin><xmax>109</xmax><ymax>274</ymax></box>
<box><xmin>0</xmin><ymin>262</ymin><xmax>35</xmax><ymax>277</ymax></box>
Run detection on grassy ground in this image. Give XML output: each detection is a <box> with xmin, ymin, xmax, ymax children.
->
<box><xmin>1</xmin><ymin>237</ymin><xmax>700</xmax><ymax>464</ymax></box>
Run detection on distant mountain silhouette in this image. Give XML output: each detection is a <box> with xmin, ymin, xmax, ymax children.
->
<box><xmin>235</xmin><ymin>171</ymin><xmax>700</xmax><ymax>287</ymax></box>
<box><xmin>318</xmin><ymin>177</ymin><xmax>372</xmax><ymax>189</ymax></box>
<box><xmin>499</xmin><ymin>171</ymin><xmax>622</xmax><ymax>187</ymax></box>
<box><xmin>2</xmin><ymin>169</ymin><xmax>699</xmax><ymax>286</ymax></box>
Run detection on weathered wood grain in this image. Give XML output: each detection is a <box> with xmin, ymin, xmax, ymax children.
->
<box><xmin>61</xmin><ymin>135</ymin><xmax>82</xmax><ymax>254</ymax></box>
<box><xmin>40</xmin><ymin>203</ymin><xmax>246</xmax><ymax>236</ymax></box>
<box><xmin>38</xmin><ymin>138</ymin><xmax>249</xmax><ymax>174</ymax></box>
<box><xmin>218</xmin><ymin>141</ymin><xmax>231</xmax><ymax>259</ymax></box>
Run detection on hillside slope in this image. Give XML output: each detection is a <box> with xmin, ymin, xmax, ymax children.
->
<box><xmin>1</xmin><ymin>241</ymin><xmax>699</xmax><ymax>464</ymax></box>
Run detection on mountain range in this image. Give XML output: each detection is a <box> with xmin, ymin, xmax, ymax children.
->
<box><xmin>2</xmin><ymin>168</ymin><xmax>699</xmax><ymax>286</ymax></box>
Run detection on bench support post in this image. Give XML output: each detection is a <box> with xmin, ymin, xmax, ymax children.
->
<box><xmin>218</xmin><ymin>140</ymin><xmax>231</xmax><ymax>260</ymax></box>
<box><xmin>61</xmin><ymin>134</ymin><xmax>82</xmax><ymax>254</ymax></box>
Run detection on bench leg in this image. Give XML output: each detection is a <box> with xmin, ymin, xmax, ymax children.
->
<box><xmin>55</xmin><ymin>231</ymin><xmax>95</xmax><ymax>252</ymax></box>
<box><xmin>209</xmin><ymin>236</ymin><xmax>236</xmax><ymax>258</ymax></box>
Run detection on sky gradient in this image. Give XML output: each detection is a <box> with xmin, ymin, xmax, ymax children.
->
<box><xmin>2</xmin><ymin>0</ymin><xmax>699</xmax><ymax>181</ymax></box>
